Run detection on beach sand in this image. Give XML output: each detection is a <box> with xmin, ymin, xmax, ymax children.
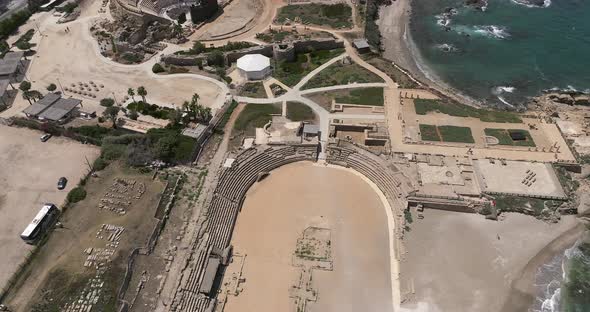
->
<box><xmin>399</xmin><ymin>209</ymin><xmax>581</xmax><ymax>312</ymax></box>
<box><xmin>378</xmin><ymin>0</ymin><xmax>482</xmax><ymax>107</ymax></box>
<box><xmin>223</xmin><ymin>162</ymin><xmax>395</xmax><ymax>312</ymax></box>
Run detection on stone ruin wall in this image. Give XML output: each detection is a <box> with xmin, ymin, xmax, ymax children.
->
<box><xmin>161</xmin><ymin>38</ymin><xmax>344</xmax><ymax>67</ymax></box>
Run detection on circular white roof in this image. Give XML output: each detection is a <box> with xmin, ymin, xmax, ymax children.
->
<box><xmin>236</xmin><ymin>54</ymin><xmax>270</xmax><ymax>72</ymax></box>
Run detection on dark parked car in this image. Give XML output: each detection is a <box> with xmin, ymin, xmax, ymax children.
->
<box><xmin>57</xmin><ymin>177</ymin><xmax>68</xmax><ymax>190</ymax></box>
<box><xmin>40</xmin><ymin>133</ymin><xmax>52</xmax><ymax>142</ymax></box>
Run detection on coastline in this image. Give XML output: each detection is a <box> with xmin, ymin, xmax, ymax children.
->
<box><xmin>378</xmin><ymin>0</ymin><xmax>486</xmax><ymax>108</ymax></box>
<box><xmin>499</xmin><ymin>222</ymin><xmax>587</xmax><ymax>312</ymax></box>
<box><xmin>399</xmin><ymin>210</ymin><xmax>582</xmax><ymax>312</ymax></box>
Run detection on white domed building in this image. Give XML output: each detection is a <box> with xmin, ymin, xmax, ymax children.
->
<box><xmin>236</xmin><ymin>54</ymin><xmax>271</xmax><ymax>81</ymax></box>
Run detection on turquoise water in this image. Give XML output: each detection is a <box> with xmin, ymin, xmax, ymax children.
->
<box><xmin>409</xmin><ymin>0</ymin><xmax>590</xmax><ymax>107</ymax></box>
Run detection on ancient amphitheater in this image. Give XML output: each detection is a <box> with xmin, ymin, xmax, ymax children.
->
<box><xmin>167</xmin><ymin>141</ymin><xmax>413</xmax><ymax>311</ymax></box>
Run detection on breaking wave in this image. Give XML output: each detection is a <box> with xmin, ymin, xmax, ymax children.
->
<box><xmin>492</xmin><ymin>86</ymin><xmax>516</xmax><ymax>107</ymax></box>
<box><xmin>511</xmin><ymin>0</ymin><xmax>551</xmax><ymax>8</ymax></box>
<box><xmin>452</xmin><ymin>25</ymin><xmax>510</xmax><ymax>39</ymax></box>
<box><xmin>434</xmin><ymin>43</ymin><xmax>459</xmax><ymax>53</ymax></box>
<box><xmin>474</xmin><ymin>25</ymin><xmax>510</xmax><ymax>39</ymax></box>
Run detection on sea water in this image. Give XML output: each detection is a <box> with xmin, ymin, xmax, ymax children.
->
<box><xmin>530</xmin><ymin>236</ymin><xmax>590</xmax><ymax>312</ymax></box>
<box><xmin>409</xmin><ymin>0</ymin><xmax>590</xmax><ymax>107</ymax></box>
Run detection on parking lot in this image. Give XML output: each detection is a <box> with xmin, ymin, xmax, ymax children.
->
<box><xmin>0</xmin><ymin>124</ymin><xmax>99</xmax><ymax>291</ymax></box>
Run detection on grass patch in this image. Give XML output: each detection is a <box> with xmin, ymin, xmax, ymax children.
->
<box><xmin>276</xmin><ymin>3</ymin><xmax>352</xmax><ymax>29</ymax></box>
<box><xmin>484</xmin><ymin>128</ymin><xmax>536</xmax><ymax>147</ymax></box>
<box><xmin>127</xmin><ymin>101</ymin><xmax>173</xmax><ymax>120</ymax></box>
<box><xmin>414</xmin><ymin>99</ymin><xmax>522</xmax><ymax>123</ymax></box>
<box><xmin>419</xmin><ymin>124</ymin><xmax>475</xmax><ymax>143</ymax></box>
<box><xmin>493</xmin><ymin>195</ymin><xmax>563</xmax><ymax>217</ymax></box>
<box><xmin>302</xmin><ymin>62</ymin><xmax>383</xmax><ymax>90</ymax></box>
<box><xmin>238</xmin><ymin>82</ymin><xmax>267</xmax><ymax>98</ymax></box>
<box><xmin>217</xmin><ymin>100</ymin><xmax>239</xmax><ymax>130</ymax></box>
<box><xmin>419</xmin><ymin>124</ymin><xmax>440</xmax><ymax>141</ymax></box>
<box><xmin>334</xmin><ymin>87</ymin><xmax>384</xmax><ymax>106</ymax></box>
<box><xmin>31</xmin><ymin>269</ymin><xmax>92</xmax><ymax>312</ymax></box>
<box><xmin>234</xmin><ymin>104</ymin><xmax>282</xmax><ymax>134</ymax></box>
<box><xmin>287</xmin><ymin>102</ymin><xmax>315</xmax><ymax>121</ymax></box>
<box><xmin>438</xmin><ymin>126</ymin><xmax>475</xmax><ymax>143</ymax></box>
<box><xmin>255</xmin><ymin>29</ymin><xmax>291</xmax><ymax>43</ymax></box>
<box><xmin>273</xmin><ymin>49</ymin><xmax>344</xmax><ymax>87</ymax></box>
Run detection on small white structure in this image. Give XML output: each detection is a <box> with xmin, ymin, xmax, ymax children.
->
<box><xmin>236</xmin><ymin>54</ymin><xmax>271</xmax><ymax>80</ymax></box>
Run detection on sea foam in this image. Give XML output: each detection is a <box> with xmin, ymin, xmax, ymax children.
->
<box><xmin>511</xmin><ymin>0</ymin><xmax>551</xmax><ymax>8</ymax></box>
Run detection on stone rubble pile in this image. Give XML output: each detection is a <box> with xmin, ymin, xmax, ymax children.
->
<box><xmin>98</xmin><ymin>179</ymin><xmax>146</xmax><ymax>214</ymax></box>
<box><xmin>63</xmin><ymin>224</ymin><xmax>126</xmax><ymax>312</ymax></box>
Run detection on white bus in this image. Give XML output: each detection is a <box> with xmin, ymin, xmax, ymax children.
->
<box><xmin>20</xmin><ymin>204</ymin><xmax>60</xmax><ymax>244</ymax></box>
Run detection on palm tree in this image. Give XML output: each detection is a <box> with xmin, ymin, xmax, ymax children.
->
<box><xmin>127</xmin><ymin>88</ymin><xmax>136</xmax><ymax>103</ymax></box>
<box><xmin>137</xmin><ymin>86</ymin><xmax>147</xmax><ymax>103</ymax></box>
<box><xmin>19</xmin><ymin>81</ymin><xmax>32</xmax><ymax>105</ymax></box>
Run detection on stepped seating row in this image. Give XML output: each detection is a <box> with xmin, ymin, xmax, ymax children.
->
<box><xmin>139</xmin><ymin>0</ymin><xmax>158</xmax><ymax>12</ymax></box>
<box><xmin>206</xmin><ymin>145</ymin><xmax>318</xmax><ymax>250</ymax></box>
<box><xmin>171</xmin><ymin>238</ymin><xmax>214</xmax><ymax>312</ymax></box>
<box><xmin>207</xmin><ymin>196</ymin><xmax>240</xmax><ymax>250</ymax></box>
<box><xmin>327</xmin><ymin>146</ymin><xmax>407</xmax><ymax>216</ymax></box>
<box><xmin>173</xmin><ymin>294</ymin><xmax>212</xmax><ymax>312</ymax></box>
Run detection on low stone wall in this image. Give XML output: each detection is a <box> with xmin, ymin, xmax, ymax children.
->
<box><xmin>293</xmin><ymin>38</ymin><xmax>344</xmax><ymax>53</ymax></box>
<box><xmin>162</xmin><ymin>38</ymin><xmax>345</xmax><ymax>67</ymax></box>
<box><xmin>161</xmin><ymin>54</ymin><xmax>205</xmax><ymax>66</ymax></box>
<box><xmin>407</xmin><ymin>196</ymin><xmax>476</xmax><ymax>213</ymax></box>
<box><xmin>225</xmin><ymin>45</ymin><xmax>274</xmax><ymax>63</ymax></box>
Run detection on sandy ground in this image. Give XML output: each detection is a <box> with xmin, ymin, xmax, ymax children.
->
<box><xmin>3</xmin><ymin>7</ymin><xmax>227</xmax><ymax>119</ymax></box>
<box><xmin>4</xmin><ymin>163</ymin><xmax>164</xmax><ymax>311</ymax></box>
<box><xmin>223</xmin><ymin>162</ymin><xmax>394</xmax><ymax>312</ymax></box>
<box><xmin>399</xmin><ymin>209</ymin><xmax>580</xmax><ymax>312</ymax></box>
<box><xmin>378</xmin><ymin>0</ymin><xmax>481</xmax><ymax>107</ymax></box>
<box><xmin>0</xmin><ymin>124</ymin><xmax>99</xmax><ymax>292</ymax></box>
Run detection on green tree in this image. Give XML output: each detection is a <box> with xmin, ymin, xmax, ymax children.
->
<box><xmin>191</xmin><ymin>41</ymin><xmax>206</xmax><ymax>54</ymax></box>
<box><xmin>102</xmin><ymin>106</ymin><xmax>120</xmax><ymax>128</ymax></box>
<box><xmin>127</xmin><ymin>88</ymin><xmax>136</xmax><ymax>103</ymax></box>
<box><xmin>152</xmin><ymin>63</ymin><xmax>165</xmax><ymax>73</ymax></box>
<box><xmin>177</xmin><ymin>12</ymin><xmax>186</xmax><ymax>25</ymax></box>
<box><xmin>46</xmin><ymin>83</ymin><xmax>57</xmax><ymax>92</ymax></box>
<box><xmin>137</xmin><ymin>86</ymin><xmax>147</xmax><ymax>103</ymax></box>
<box><xmin>100</xmin><ymin>98</ymin><xmax>115</xmax><ymax>107</ymax></box>
<box><xmin>168</xmin><ymin>107</ymin><xmax>183</xmax><ymax>127</ymax></box>
<box><xmin>128</xmin><ymin>109</ymin><xmax>139</xmax><ymax>120</ymax></box>
<box><xmin>206</xmin><ymin>50</ymin><xmax>224</xmax><ymax>67</ymax></box>
<box><xmin>153</xmin><ymin>133</ymin><xmax>177</xmax><ymax>162</ymax></box>
<box><xmin>19</xmin><ymin>81</ymin><xmax>32</xmax><ymax>104</ymax></box>
<box><xmin>15</xmin><ymin>40</ymin><xmax>31</xmax><ymax>51</ymax></box>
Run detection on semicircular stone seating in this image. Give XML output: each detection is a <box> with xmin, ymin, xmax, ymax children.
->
<box><xmin>169</xmin><ymin>142</ymin><xmax>413</xmax><ymax>312</ymax></box>
<box><xmin>169</xmin><ymin>144</ymin><xmax>318</xmax><ymax>312</ymax></box>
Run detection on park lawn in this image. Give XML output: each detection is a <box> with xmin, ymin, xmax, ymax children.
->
<box><xmin>276</xmin><ymin>3</ymin><xmax>352</xmax><ymax>29</ymax></box>
<box><xmin>335</xmin><ymin>87</ymin><xmax>384</xmax><ymax>106</ymax></box>
<box><xmin>273</xmin><ymin>49</ymin><xmax>345</xmax><ymax>87</ymax></box>
<box><xmin>234</xmin><ymin>104</ymin><xmax>282</xmax><ymax>134</ymax></box>
<box><xmin>287</xmin><ymin>102</ymin><xmax>315</xmax><ymax>121</ymax></box>
<box><xmin>414</xmin><ymin>99</ymin><xmax>522</xmax><ymax>123</ymax></box>
<box><xmin>484</xmin><ymin>128</ymin><xmax>536</xmax><ymax>147</ymax></box>
<box><xmin>419</xmin><ymin>124</ymin><xmax>440</xmax><ymax>142</ymax></box>
<box><xmin>419</xmin><ymin>124</ymin><xmax>475</xmax><ymax>143</ymax></box>
<box><xmin>438</xmin><ymin>125</ymin><xmax>475</xmax><ymax>143</ymax></box>
<box><xmin>302</xmin><ymin>62</ymin><xmax>384</xmax><ymax>90</ymax></box>
<box><xmin>239</xmin><ymin>82</ymin><xmax>267</xmax><ymax>98</ymax></box>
